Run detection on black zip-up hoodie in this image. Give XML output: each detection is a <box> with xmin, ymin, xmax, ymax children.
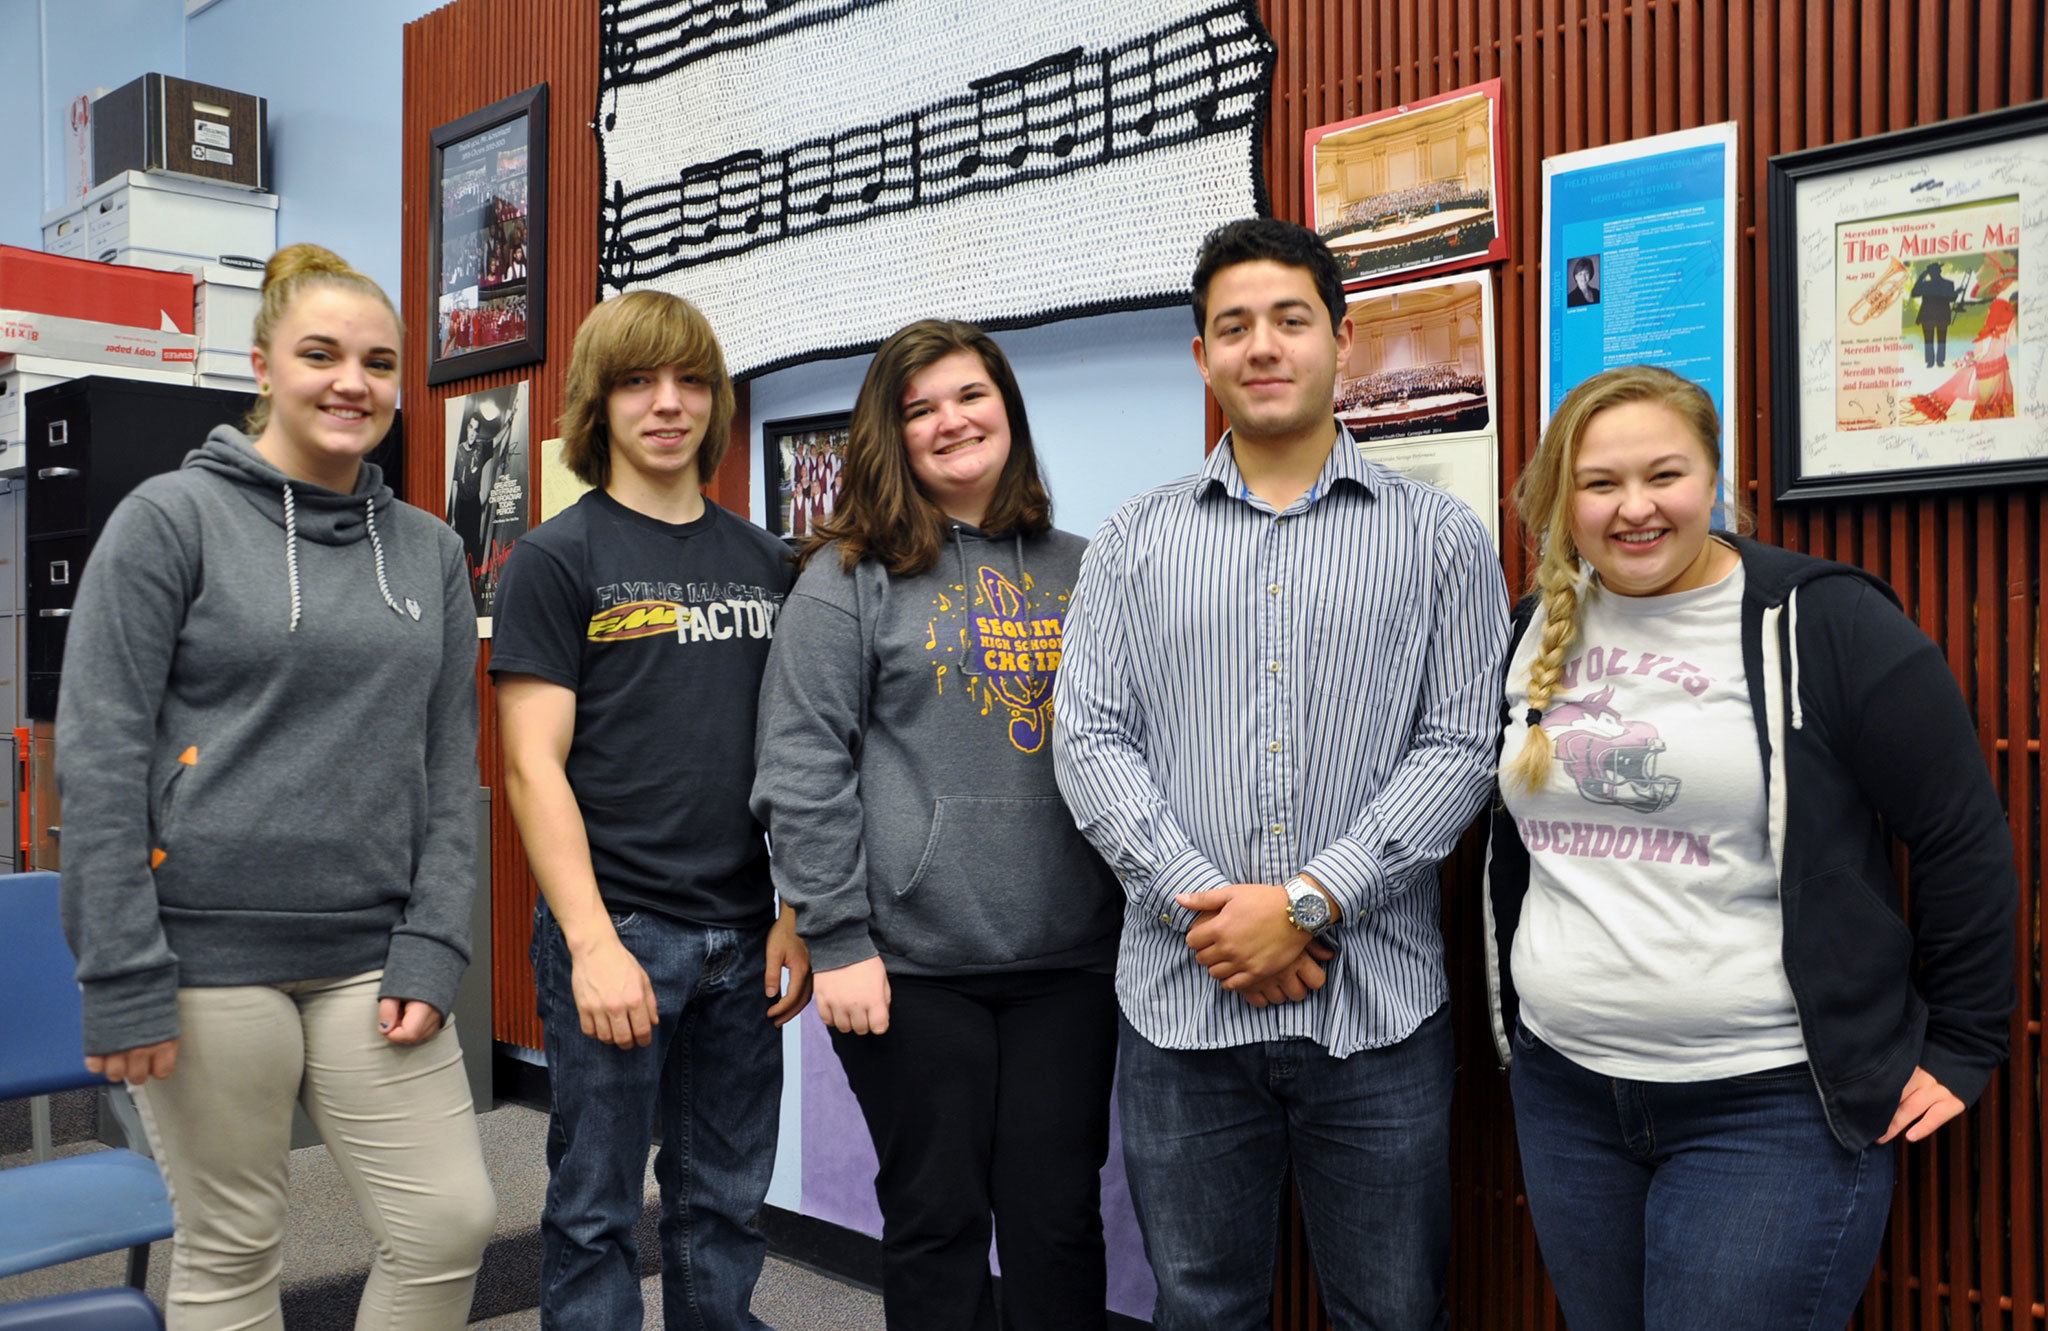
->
<box><xmin>1482</xmin><ymin>535</ymin><xmax>2016</xmax><ymax>1149</ymax></box>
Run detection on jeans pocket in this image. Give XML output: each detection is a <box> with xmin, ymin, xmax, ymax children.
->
<box><xmin>606</xmin><ymin>909</ymin><xmax>639</xmax><ymax>932</ymax></box>
<box><xmin>1512</xmin><ymin>1017</ymin><xmax>1540</xmax><ymax>1053</ymax></box>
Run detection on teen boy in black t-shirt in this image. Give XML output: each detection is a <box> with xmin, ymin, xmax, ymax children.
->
<box><xmin>492</xmin><ymin>290</ymin><xmax>808</xmax><ymax>1331</ymax></box>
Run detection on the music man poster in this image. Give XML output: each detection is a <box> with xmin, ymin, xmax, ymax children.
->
<box><xmin>444</xmin><ymin>381</ymin><xmax>531</xmax><ymax>634</ymax></box>
<box><xmin>1832</xmin><ymin>198</ymin><xmax>2020</xmax><ymax>432</ymax></box>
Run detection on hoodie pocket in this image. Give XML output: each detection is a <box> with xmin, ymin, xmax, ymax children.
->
<box><xmin>890</xmin><ymin>795</ymin><xmax>1115</xmax><ymax>968</ymax></box>
<box><xmin>1790</xmin><ymin>864</ymin><xmax>1915</xmax><ymax>1078</ymax></box>
<box><xmin>149</xmin><ymin>751</ymin><xmax>197</xmax><ymax>865</ymax></box>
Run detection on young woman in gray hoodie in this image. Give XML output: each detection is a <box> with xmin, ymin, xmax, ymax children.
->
<box><xmin>57</xmin><ymin>244</ymin><xmax>495</xmax><ymax>1330</ymax></box>
<box><xmin>752</xmin><ymin>320</ymin><xmax>1123</xmax><ymax>1329</ymax></box>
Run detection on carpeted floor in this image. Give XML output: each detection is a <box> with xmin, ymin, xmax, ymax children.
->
<box><xmin>0</xmin><ymin>1103</ymin><xmax>883</xmax><ymax>1328</ymax></box>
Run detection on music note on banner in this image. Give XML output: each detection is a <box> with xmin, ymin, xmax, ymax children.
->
<box><xmin>1191</xmin><ymin>18</ymin><xmax>1226</xmax><ymax>125</ymax></box>
<box><xmin>600</xmin><ymin>179</ymin><xmax>634</xmax><ymax>282</ymax></box>
<box><xmin>1106</xmin><ymin>40</ymin><xmax>1161</xmax><ymax>149</ymax></box>
<box><xmin>1020</xmin><ymin>48</ymin><xmax>1086</xmax><ymax>159</ymax></box>
<box><xmin>786</xmin><ymin>141</ymin><xmax>834</xmax><ymax>218</ymax></box>
<box><xmin>716</xmin><ymin>151</ymin><xmax>768</xmax><ymax>237</ymax></box>
<box><xmin>959</xmin><ymin>68</ymin><xmax>1029</xmax><ymax>178</ymax></box>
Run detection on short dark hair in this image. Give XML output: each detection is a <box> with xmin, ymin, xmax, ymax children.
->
<box><xmin>1190</xmin><ymin>218</ymin><xmax>1346</xmax><ymax>336</ymax></box>
<box><xmin>1571</xmin><ymin>256</ymin><xmax>1597</xmax><ymax>282</ymax></box>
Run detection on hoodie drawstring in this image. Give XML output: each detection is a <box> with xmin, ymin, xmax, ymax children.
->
<box><xmin>953</xmin><ymin>528</ymin><xmax>1029</xmax><ymax>680</ymax></box>
<box><xmin>1788</xmin><ymin>585</ymin><xmax>1805</xmax><ymax>731</ymax></box>
<box><xmin>281</xmin><ymin>485</ymin><xmax>404</xmax><ymax>631</ymax></box>
<box><xmin>283</xmin><ymin>484</ymin><xmax>304</xmax><ymax>633</ymax></box>
<box><xmin>364</xmin><ymin>497</ymin><xmax>404</xmax><ymax>616</ymax></box>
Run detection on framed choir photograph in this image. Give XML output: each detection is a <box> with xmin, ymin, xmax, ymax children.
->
<box><xmin>428</xmin><ymin>83</ymin><xmax>548</xmax><ymax>386</ymax></box>
<box><xmin>762</xmin><ymin>412</ymin><xmax>851</xmax><ymax>540</ymax></box>
<box><xmin>1768</xmin><ymin>101</ymin><xmax>2046</xmax><ymax>501</ymax></box>
<box><xmin>1304</xmin><ymin>80</ymin><xmax>1508</xmax><ymax>288</ymax></box>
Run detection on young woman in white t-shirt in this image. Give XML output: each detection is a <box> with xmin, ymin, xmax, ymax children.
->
<box><xmin>1484</xmin><ymin>364</ymin><xmax>2015</xmax><ymax>1330</ymax></box>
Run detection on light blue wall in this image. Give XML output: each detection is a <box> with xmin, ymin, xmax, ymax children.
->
<box><xmin>37</xmin><ymin>0</ymin><xmax>186</xmax><ymax>217</ymax></box>
<box><xmin>18</xmin><ymin>0</ymin><xmax>440</xmax><ymax>296</ymax></box>
<box><xmin>185</xmin><ymin>0</ymin><xmax>444</xmax><ymax>296</ymax></box>
<box><xmin>750</xmin><ymin>306</ymin><xmax>1206</xmax><ymax>540</ymax></box>
<box><xmin>0</xmin><ymin>2</ymin><xmax>44</xmax><ymax>249</ymax></box>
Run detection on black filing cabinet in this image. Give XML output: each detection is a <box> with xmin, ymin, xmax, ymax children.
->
<box><xmin>25</xmin><ymin>379</ymin><xmax>254</xmax><ymax>720</ymax></box>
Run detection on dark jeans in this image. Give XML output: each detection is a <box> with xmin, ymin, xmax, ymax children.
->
<box><xmin>1117</xmin><ymin>1006</ymin><xmax>1455</xmax><ymax>1331</ymax></box>
<box><xmin>532</xmin><ymin>901</ymin><xmax>781</xmax><ymax>1331</ymax></box>
<box><xmin>829</xmin><ymin>968</ymin><xmax>1119</xmax><ymax>1331</ymax></box>
<box><xmin>1509</xmin><ymin>1020</ymin><xmax>1895</xmax><ymax>1331</ymax></box>
<box><xmin>1921</xmin><ymin>322</ymin><xmax>1948</xmax><ymax>366</ymax></box>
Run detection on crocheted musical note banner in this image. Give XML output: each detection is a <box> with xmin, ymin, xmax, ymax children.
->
<box><xmin>596</xmin><ymin>0</ymin><xmax>1276</xmax><ymax>377</ymax></box>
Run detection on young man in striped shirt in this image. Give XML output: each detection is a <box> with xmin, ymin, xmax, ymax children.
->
<box><xmin>1054</xmin><ymin>218</ymin><xmax>1508</xmax><ymax>1329</ymax></box>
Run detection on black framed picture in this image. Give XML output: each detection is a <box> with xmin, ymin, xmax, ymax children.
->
<box><xmin>762</xmin><ymin>412</ymin><xmax>850</xmax><ymax>539</ymax></box>
<box><xmin>1767</xmin><ymin>101</ymin><xmax>2045</xmax><ymax>501</ymax></box>
<box><xmin>428</xmin><ymin>83</ymin><xmax>548</xmax><ymax>386</ymax></box>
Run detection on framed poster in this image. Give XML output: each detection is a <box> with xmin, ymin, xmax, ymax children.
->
<box><xmin>763</xmin><ymin>413</ymin><xmax>850</xmax><ymax>540</ymax></box>
<box><xmin>1304</xmin><ymin>80</ymin><xmax>1508</xmax><ymax>288</ymax></box>
<box><xmin>428</xmin><ymin>84</ymin><xmax>548</xmax><ymax>386</ymax></box>
<box><xmin>1541</xmin><ymin>122</ymin><xmax>1739</xmax><ymax>513</ymax></box>
<box><xmin>1768</xmin><ymin>102</ymin><xmax>2045</xmax><ymax>500</ymax></box>
<box><xmin>444</xmin><ymin>381</ymin><xmax>531</xmax><ymax>633</ymax></box>
<box><xmin>1337</xmin><ymin>271</ymin><xmax>1501</xmax><ymax>547</ymax></box>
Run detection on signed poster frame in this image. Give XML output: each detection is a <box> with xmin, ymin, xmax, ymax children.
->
<box><xmin>428</xmin><ymin>84</ymin><xmax>549</xmax><ymax>386</ymax></box>
<box><xmin>1767</xmin><ymin>101</ymin><xmax>2046</xmax><ymax>501</ymax></box>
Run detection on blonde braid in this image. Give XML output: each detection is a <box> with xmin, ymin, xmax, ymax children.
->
<box><xmin>1508</xmin><ymin>546</ymin><xmax>1583</xmax><ymax>793</ymax></box>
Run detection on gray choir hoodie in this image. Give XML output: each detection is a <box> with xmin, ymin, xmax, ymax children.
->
<box><xmin>57</xmin><ymin>427</ymin><xmax>479</xmax><ymax>1055</ymax></box>
<box><xmin>751</xmin><ymin>525</ymin><xmax>1119</xmax><ymax>975</ymax></box>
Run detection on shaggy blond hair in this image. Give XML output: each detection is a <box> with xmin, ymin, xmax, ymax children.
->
<box><xmin>557</xmin><ymin>290</ymin><xmax>735</xmax><ymax>490</ymax></box>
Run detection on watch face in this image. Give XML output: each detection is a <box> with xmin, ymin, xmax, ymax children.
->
<box><xmin>1290</xmin><ymin>885</ymin><xmax>1330</xmax><ymax>930</ymax></box>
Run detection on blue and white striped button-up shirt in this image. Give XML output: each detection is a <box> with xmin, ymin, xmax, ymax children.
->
<box><xmin>1052</xmin><ymin>425</ymin><xmax>1508</xmax><ymax>1056</ymax></box>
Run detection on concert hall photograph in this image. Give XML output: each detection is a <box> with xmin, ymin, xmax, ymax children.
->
<box><xmin>1306</xmin><ymin>80</ymin><xmax>1507</xmax><ymax>286</ymax></box>
<box><xmin>1335</xmin><ymin>272</ymin><xmax>1494</xmax><ymax>443</ymax></box>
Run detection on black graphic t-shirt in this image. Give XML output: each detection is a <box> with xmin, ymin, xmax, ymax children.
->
<box><xmin>490</xmin><ymin>489</ymin><xmax>792</xmax><ymax>926</ymax></box>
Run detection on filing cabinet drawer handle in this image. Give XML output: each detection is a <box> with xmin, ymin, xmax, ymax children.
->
<box><xmin>37</xmin><ymin>609</ymin><xmax>71</xmax><ymax>618</ymax></box>
<box><xmin>36</xmin><ymin>468</ymin><xmax>80</xmax><ymax>479</ymax></box>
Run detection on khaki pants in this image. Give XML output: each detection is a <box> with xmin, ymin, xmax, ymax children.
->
<box><xmin>134</xmin><ymin>971</ymin><xmax>496</xmax><ymax>1331</ymax></box>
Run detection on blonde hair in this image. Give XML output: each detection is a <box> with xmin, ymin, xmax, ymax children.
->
<box><xmin>557</xmin><ymin>290</ymin><xmax>735</xmax><ymax>490</ymax></box>
<box><xmin>1506</xmin><ymin>364</ymin><xmax>1726</xmax><ymax>792</ymax></box>
<box><xmin>244</xmin><ymin>243</ymin><xmax>402</xmax><ymax>435</ymax></box>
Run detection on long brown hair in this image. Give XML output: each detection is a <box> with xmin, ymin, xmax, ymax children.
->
<box><xmin>1506</xmin><ymin>364</ymin><xmax>1726</xmax><ymax>792</ymax></box>
<box><xmin>557</xmin><ymin>290</ymin><xmax>736</xmax><ymax>490</ymax></box>
<box><xmin>243</xmin><ymin>243</ymin><xmax>401</xmax><ymax>435</ymax></box>
<box><xmin>802</xmin><ymin>320</ymin><xmax>1051</xmax><ymax>575</ymax></box>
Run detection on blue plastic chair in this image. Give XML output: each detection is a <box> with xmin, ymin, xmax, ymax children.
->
<box><xmin>0</xmin><ymin>1288</ymin><xmax>163</xmax><ymax>1330</ymax></box>
<box><xmin>0</xmin><ymin>872</ymin><xmax>174</xmax><ymax>1288</ymax></box>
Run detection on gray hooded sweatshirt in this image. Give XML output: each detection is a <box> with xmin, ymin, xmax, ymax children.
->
<box><xmin>56</xmin><ymin>427</ymin><xmax>479</xmax><ymax>1055</ymax></box>
<box><xmin>751</xmin><ymin>524</ymin><xmax>1119</xmax><ymax>975</ymax></box>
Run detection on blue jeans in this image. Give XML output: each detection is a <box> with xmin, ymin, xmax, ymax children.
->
<box><xmin>1117</xmin><ymin>1006</ymin><xmax>1453</xmax><ymax>1331</ymax></box>
<box><xmin>532</xmin><ymin>901</ymin><xmax>781</xmax><ymax>1331</ymax></box>
<box><xmin>1509</xmin><ymin>1021</ymin><xmax>1895</xmax><ymax>1331</ymax></box>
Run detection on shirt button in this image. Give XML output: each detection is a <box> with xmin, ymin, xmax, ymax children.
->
<box><xmin>1268</xmin><ymin>740</ymin><xmax>1282</xmax><ymax>752</ymax></box>
<box><xmin>1159</xmin><ymin>913</ymin><xmax>1172</xmax><ymax>924</ymax></box>
<box><xmin>1270</xmin><ymin>822</ymin><xmax>1284</xmax><ymax>835</ymax></box>
<box><xmin>1268</xmin><ymin>660</ymin><xmax>1281</xmax><ymax>672</ymax></box>
<box><xmin>1268</xmin><ymin>583</ymin><xmax>1282</xmax><ymax>595</ymax></box>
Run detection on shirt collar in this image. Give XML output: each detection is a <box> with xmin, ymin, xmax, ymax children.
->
<box><xmin>1194</xmin><ymin>419</ymin><xmax>1378</xmax><ymax>511</ymax></box>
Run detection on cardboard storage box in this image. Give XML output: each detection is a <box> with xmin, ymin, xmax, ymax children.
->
<box><xmin>82</xmin><ymin>171</ymin><xmax>277</xmax><ymax>269</ymax></box>
<box><xmin>40</xmin><ymin>211</ymin><xmax>87</xmax><ymax>259</ymax></box>
<box><xmin>0</xmin><ymin>248</ymin><xmax>199</xmax><ymax>385</ymax></box>
<box><xmin>185</xmin><ymin>263</ymin><xmax>263</xmax><ymax>358</ymax></box>
<box><xmin>93</xmin><ymin>73</ymin><xmax>269</xmax><ymax>193</ymax></box>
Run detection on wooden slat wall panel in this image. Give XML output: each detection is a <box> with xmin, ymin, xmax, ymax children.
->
<box><xmin>398</xmin><ymin>1</ymin><xmax>2041</xmax><ymax>1325</ymax></box>
<box><xmin>401</xmin><ymin>0</ymin><xmax>750</xmax><ymax>1054</ymax></box>
<box><xmin>1254</xmin><ymin>2</ymin><xmax>2046</xmax><ymax>1328</ymax></box>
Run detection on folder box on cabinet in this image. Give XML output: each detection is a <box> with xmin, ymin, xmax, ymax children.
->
<box><xmin>92</xmin><ymin>73</ymin><xmax>269</xmax><ymax>193</ymax></box>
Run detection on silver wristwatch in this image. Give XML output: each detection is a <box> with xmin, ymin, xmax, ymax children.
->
<box><xmin>1283</xmin><ymin>875</ymin><xmax>1333</xmax><ymax>935</ymax></box>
